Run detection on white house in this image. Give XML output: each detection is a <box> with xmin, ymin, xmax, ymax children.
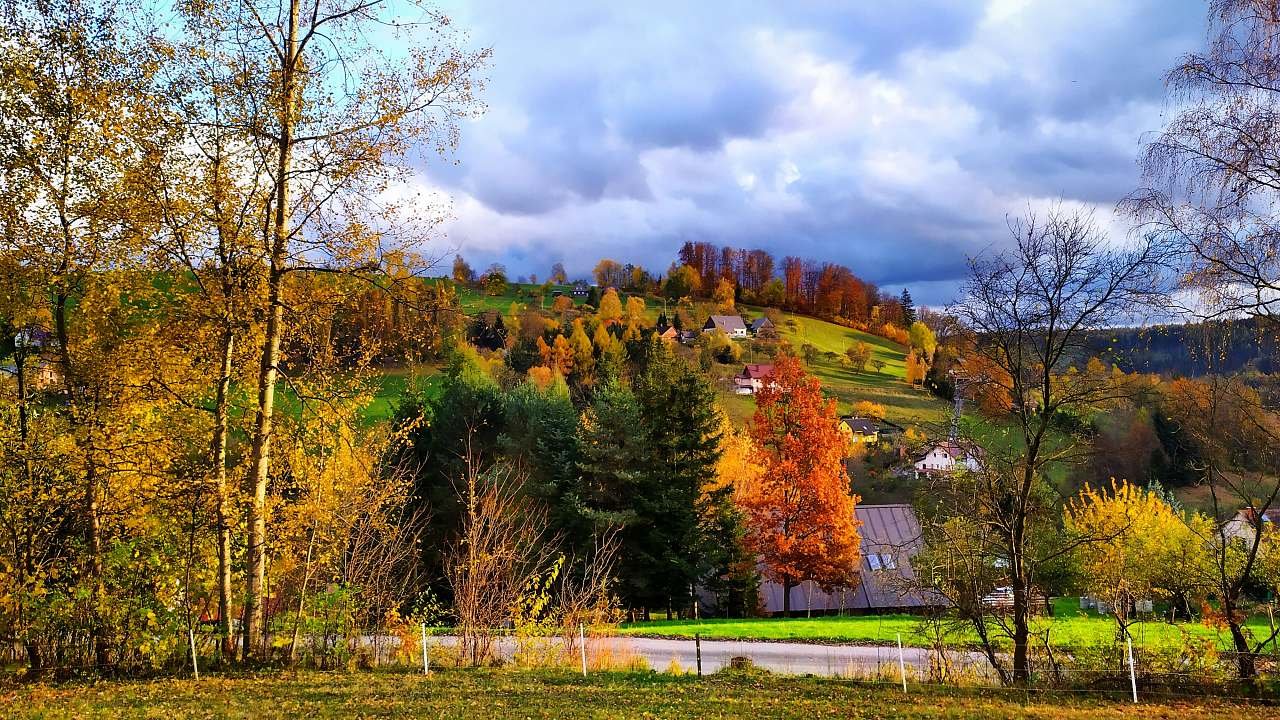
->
<box><xmin>1221</xmin><ymin>507</ymin><xmax>1280</xmax><ymax>544</ymax></box>
<box><xmin>913</xmin><ymin>441</ymin><xmax>981</xmax><ymax>476</ymax></box>
<box><xmin>732</xmin><ymin>363</ymin><xmax>774</xmax><ymax>395</ymax></box>
<box><xmin>703</xmin><ymin>314</ymin><xmax>748</xmax><ymax>339</ymax></box>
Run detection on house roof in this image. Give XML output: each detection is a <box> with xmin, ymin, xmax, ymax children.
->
<box><xmin>658</xmin><ymin>325</ymin><xmax>678</xmax><ymax>338</ymax></box>
<box><xmin>741</xmin><ymin>363</ymin><xmax>774</xmax><ymax>379</ymax></box>
<box><xmin>705</xmin><ymin>314</ymin><xmax>747</xmax><ymax>333</ymax></box>
<box><xmin>755</xmin><ymin>504</ymin><xmax>938</xmax><ymax>612</ymax></box>
<box><xmin>840</xmin><ymin>416</ymin><xmax>879</xmax><ymax>435</ymax></box>
<box><xmin>749</xmin><ymin>317</ymin><xmax>773</xmax><ymax>331</ymax></box>
<box><xmin>1237</xmin><ymin>507</ymin><xmax>1280</xmax><ymax>525</ymax></box>
<box><xmin>850</xmin><ymin>504</ymin><xmax>933</xmax><ymax>610</ymax></box>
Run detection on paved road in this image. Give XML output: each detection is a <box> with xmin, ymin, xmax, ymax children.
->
<box><xmin>432</xmin><ymin>635</ymin><xmax>992</xmax><ymax>678</ymax></box>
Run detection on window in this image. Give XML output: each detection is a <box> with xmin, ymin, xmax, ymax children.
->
<box><xmin>866</xmin><ymin>553</ymin><xmax>895</xmax><ymax>571</ymax></box>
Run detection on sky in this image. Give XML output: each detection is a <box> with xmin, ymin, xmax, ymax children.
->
<box><xmin>409</xmin><ymin>0</ymin><xmax>1207</xmax><ymax>306</ymax></box>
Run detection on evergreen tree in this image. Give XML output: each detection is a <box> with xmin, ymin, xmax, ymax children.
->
<box><xmin>900</xmin><ymin>288</ymin><xmax>916</xmax><ymax>325</ymax></box>
<box><xmin>576</xmin><ymin>381</ymin><xmax>644</xmax><ymax>535</ymax></box>
<box><xmin>586</xmin><ymin>285</ymin><xmax>601</xmax><ymax>308</ymax></box>
<box><xmin>625</xmin><ymin>339</ymin><xmax>723</xmax><ymax>613</ymax></box>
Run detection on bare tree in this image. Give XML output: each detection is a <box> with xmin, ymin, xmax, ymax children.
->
<box><xmin>949</xmin><ymin>206</ymin><xmax>1164</xmax><ymax>684</ymax></box>
<box><xmin>1128</xmin><ymin>1</ymin><xmax>1280</xmax><ymax>326</ymax></box>
<box><xmin>445</xmin><ymin>453</ymin><xmax>552</xmax><ymax>666</ymax></box>
<box><xmin>1163</xmin><ymin>374</ymin><xmax>1280</xmax><ymax>680</ymax></box>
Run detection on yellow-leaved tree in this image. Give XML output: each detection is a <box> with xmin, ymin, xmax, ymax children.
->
<box><xmin>1065</xmin><ymin>480</ymin><xmax>1211</xmax><ymax>637</ymax></box>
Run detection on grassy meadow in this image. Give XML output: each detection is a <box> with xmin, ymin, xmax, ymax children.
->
<box><xmin>619</xmin><ymin>598</ymin><xmax>1278</xmax><ymax>655</ymax></box>
<box><xmin>7</xmin><ymin>669</ymin><xmax>1271</xmax><ymax>719</ymax></box>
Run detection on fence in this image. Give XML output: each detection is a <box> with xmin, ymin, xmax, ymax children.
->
<box><xmin>6</xmin><ymin>624</ymin><xmax>1279</xmax><ymax>704</ymax></box>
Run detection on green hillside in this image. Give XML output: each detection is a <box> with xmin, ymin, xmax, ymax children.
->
<box><xmin>444</xmin><ymin>282</ymin><xmax>953</xmax><ymax>433</ymax></box>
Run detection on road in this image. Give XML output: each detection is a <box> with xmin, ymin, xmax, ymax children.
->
<box><xmin>431</xmin><ymin>635</ymin><xmax>993</xmax><ymax>678</ymax></box>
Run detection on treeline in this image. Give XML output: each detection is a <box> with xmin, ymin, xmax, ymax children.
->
<box><xmin>1085</xmin><ymin>319</ymin><xmax>1280</xmax><ymax>377</ymax></box>
<box><xmin>674</xmin><ymin>241</ymin><xmax>900</xmax><ymax>329</ymax></box>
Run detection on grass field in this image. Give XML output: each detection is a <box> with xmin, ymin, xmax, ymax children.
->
<box><xmin>620</xmin><ymin>598</ymin><xmax>1278</xmax><ymax>654</ymax></box>
<box><xmin>7</xmin><ymin>669</ymin><xmax>1271</xmax><ymax>719</ymax></box>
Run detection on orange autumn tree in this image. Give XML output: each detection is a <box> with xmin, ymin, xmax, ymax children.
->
<box><xmin>739</xmin><ymin>355</ymin><xmax>861</xmax><ymax>615</ymax></box>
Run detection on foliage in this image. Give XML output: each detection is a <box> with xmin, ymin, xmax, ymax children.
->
<box><xmin>738</xmin><ymin>355</ymin><xmax>860</xmax><ymax>614</ymax></box>
<box><xmin>1065</xmin><ymin>480</ymin><xmax>1212</xmax><ymax>636</ymax></box>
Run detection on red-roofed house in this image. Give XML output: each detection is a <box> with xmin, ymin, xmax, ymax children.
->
<box><xmin>733</xmin><ymin>363</ymin><xmax>774</xmax><ymax>395</ymax></box>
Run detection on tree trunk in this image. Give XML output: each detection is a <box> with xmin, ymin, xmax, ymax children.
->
<box><xmin>243</xmin><ymin>0</ymin><xmax>299</xmax><ymax>662</ymax></box>
<box><xmin>782</xmin><ymin>577</ymin><xmax>793</xmax><ymax>617</ymax></box>
<box><xmin>212</xmin><ymin>328</ymin><xmax>235</xmax><ymax>660</ymax></box>
<box><xmin>54</xmin><ymin>294</ymin><xmax>109</xmax><ymax>670</ymax></box>
<box><xmin>1225</xmin><ymin>598</ymin><xmax>1256</xmax><ymax>680</ymax></box>
<box><xmin>1010</xmin><ymin>509</ymin><xmax>1030</xmax><ymax>685</ymax></box>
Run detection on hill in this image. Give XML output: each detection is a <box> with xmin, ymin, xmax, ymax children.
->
<box><xmin>445</xmin><ymin>282</ymin><xmax>953</xmax><ymax>432</ymax></box>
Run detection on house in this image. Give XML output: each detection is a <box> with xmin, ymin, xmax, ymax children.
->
<box><xmin>657</xmin><ymin>325</ymin><xmax>679</xmax><ymax>343</ymax></box>
<box><xmin>839</xmin><ymin>416</ymin><xmax>880</xmax><ymax>445</ymax></box>
<box><xmin>733</xmin><ymin>363</ymin><xmax>774</xmax><ymax>395</ymax></box>
<box><xmin>757</xmin><ymin>504</ymin><xmax>940</xmax><ymax>614</ymax></box>
<box><xmin>678</xmin><ymin>329</ymin><xmax>699</xmax><ymax>344</ymax></box>
<box><xmin>703</xmin><ymin>314</ymin><xmax>748</xmax><ymax>339</ymax></box>
<box><xmin>551</xmin><ymin>289</ymin><xmax>564</xmax><ymax>298</ymax></box>
<box><xmin>749</xmin><ymin>316</ymin><xmax>775</xmax><ymax>336</ymax></box>
<box><xmin>913</xmin><ymin>441</ymin><xmax>981</xmax><ymax>476</ymax></box>
<box><xmin>570</xmin><ymin>282</ymin><xmax>589</xmax><ymax>297</ymax></box>
<box><xmin>1222</xmin><ymin>507</ymin><xmax>1280</xmax><ymax>544</ymax></box>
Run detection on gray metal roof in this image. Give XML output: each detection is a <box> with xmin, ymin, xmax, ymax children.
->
<box><xmin>757</xmin><ymin>504</ymin><xmax>937</xmax><ymax>613</ymax></box>
<box><xmin>705</xmin><ymin>314</ymin><xmax>747</xmax><ymax>332</ymax></box>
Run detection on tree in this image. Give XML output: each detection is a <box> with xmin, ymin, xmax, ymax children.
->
<box><xmin>624</xmin><ymin>296</ymin><xmax>646</xmax><ymax>329</ymax></box>
<box><xmin>900</xmin><ymin>289</ymin><xmax>916</xmax><ymax>325</ymax></box>
<box><xmin>1128</xmin><ymin>2</ymin><xmax>1280</xmax><ymax>329</ymax></box>
<box><xmin>0</xmin><ymin>0</ymin><xmax>177</xmax><ymax>667</ymax></box>
<box><xmin>597</xmin><ymin>288</ymin><xmax>623</xmax><ymax>325</ymax></box>
<box><xmin>852</xmin><ymin>400</ymin><xmax>886</xmax><ymax>421</ymax></box>
<box><xmin>625</xmin><ymin>339</ymin><xmax>724</xmax><ymax>615</ymax></box>
<box><xmin>908</xmin><ymin>321</ymin><xmax>936</xmax><ymax>363</ymax></box>
<box><xmin>707</xmin><ymin>420</ymin><xmax>762</xmax><ymax>616</ymax></box>
<box><xmin>1065</xmin><ymin>480</ymin><xmax>1211</xmax><ymax>640</ymax></box>
<box><xmin>549</xmin><ymin>262</ymin><xmax>568</xmax><ymax>284</ymax></box>
<box><xmin>870</xmin><ymin>358</ymin><xmax>886</xmax><ymax>374</ymax></box>
<box><xmin>482</xmin><ymin>264</ymin><xmax>508</xmax><ymax>296</ymax></box>
<box><xmin>453</xmin><ymin>255</ymin><xmax>476</xmax><ymax>284</ymax></box>
<box><xmin>713</xmin><ymin>278</ymin><xmax>736</xmax><ymax>313</ymax></box>
<box><xmin>180</xmin><ymin>0</ymin><xmax>489</xmax><ymax>658</ymax></box>
<box><xmin>904</xmin><ymin>350</ymin><xmax>926</xmax><ymax>387</ymax></box>
<box><xmin>844</xmin><ymin>342</ymin><xmax>870</xmax><ymax>372</ymax></box>
<box><xmin>1162</xmin><ymin>375</ymin><xmax>1280</xmax><ymax>678</ymax></box>
<box><xmin>663</xmin><ymin>263</ymin><xmax>700</xmax><ymax>300</ymax></box>
<box><xmin>593</xmin><ymin>259</ymin><xmax>625</xmax><ymax>289</ymax></box>
<box><xmin>949</xmin><ymin>206</ymin><xmax>1163</xmax><ymax>683</ymax></box>
<box><xmin>738</xmin><ymin>355</ymin><xmax>860</xmax><ymax>615</ymax></box>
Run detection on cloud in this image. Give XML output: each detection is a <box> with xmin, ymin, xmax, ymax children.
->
<box><xmin>414</xmin><ymin>0</ymin><xmax>1206</xmax><ymax>304</ymax></box>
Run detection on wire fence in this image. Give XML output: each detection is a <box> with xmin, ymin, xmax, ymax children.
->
<box><xmin>5</xmin><ymin>625</ymin><xmax>1279</xmax><ymax>703</ymax></box>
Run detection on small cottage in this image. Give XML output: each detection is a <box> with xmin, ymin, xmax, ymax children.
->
<box><xmin>703</xmin><ymin>314</ymin><xmax>748</xmax><ymax>339</ymax></box>
<box><xmin>913</xmin><ymin>441</ymin><xmax>982</xmax><ymax>476</ymax></box>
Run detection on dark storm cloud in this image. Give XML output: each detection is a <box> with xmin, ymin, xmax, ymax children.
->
<box><xmin>420</xmin><ymin>1</ymin><xmax>1210</xmax><ymax>305</ymax></box>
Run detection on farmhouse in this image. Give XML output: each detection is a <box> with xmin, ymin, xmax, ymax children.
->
<box><xmin>757</xmin><ymin>504</ymin><xmax>937</xmax><ymax>614</ymax></box>
<box><xmin>657</xmin><ymin>325</ymin><xmax>679</xmax><ymax>342</ymax></box>
<box><xmin>913</xmin><ymin>441</ymin><xmax>981</xmax><ymax>477</ymax></box>
<box><xmin>704</xmin><ymin>314</ymin><xmax>748</xmax><ymax>338</ymax></box>
<box><xmin>733</xmin><ymin>363</ymin><xmax>774</xmax><ymax>395</ymax></box>
<box><xmin>749</xmin><ymin>316</ymin><xmax>775</xmax><ymax>335</ymax></box>
<box><xmin>839</xmin><ymin>416</ymin><xmax>880</xmax><ymax>445</ymax></box>
<box><xmin>570</xmin><ymin>282</ymin><xmax>589</xmax><ymax>297</ymax></box>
